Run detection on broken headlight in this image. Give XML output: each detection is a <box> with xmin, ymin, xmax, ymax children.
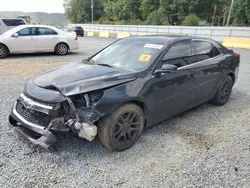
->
<box><xmin>70</xmin><ymin>90</ymin><xmax>104</xmax><ymax>108</ymax></box>
<box><xmin>88</xmin><ymin>90</ymin><xmax>104</xmax><ymax>105</ymax></box>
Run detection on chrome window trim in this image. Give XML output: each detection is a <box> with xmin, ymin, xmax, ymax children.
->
<box><xmin>178</xmin><ymin>54</ymin><xmax>222</xmax><ymax>70</ymax></box>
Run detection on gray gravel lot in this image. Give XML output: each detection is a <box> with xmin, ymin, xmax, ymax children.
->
<box><xmin>1</xmin><ymin>37</ymin><xmax>250</xmax><ymax>188</ymax></box>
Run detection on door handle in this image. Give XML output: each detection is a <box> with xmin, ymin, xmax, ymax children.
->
<box><xmin>188</xmin><ymin>73</ymin><xmax>195</xmax><ymax>78</ymax></box>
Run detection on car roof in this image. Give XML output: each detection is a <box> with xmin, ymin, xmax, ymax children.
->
<box><xmin>0</xmin><ymin>18</ymin><xmax>25</xmax><ymax>20</ymax></box>
<box><xmin>131</xmin><ymin>35</ymin><xmax>208</xmax><ymax>41</ymax></box>
<box><xmin>16</xmin><ymin>24</ymin><xmax>58</xmax><ymax>29</ymax></box>
<box><xmin>120</xmin><ymin>35</ymin><xmax>210</xmax><ymax>46</ymax></box>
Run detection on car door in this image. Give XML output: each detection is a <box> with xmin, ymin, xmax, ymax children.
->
<box><xmin>36</xmin><ymin>27</ymin><xmax>59</xmax><ymax>52</ymax></box>
<box><xmin>8</xmin><ymin>27</ymin><xmax>37</xmax><ymax>53</ymax></box>
<box><xmin>148</xmin><ymin>40</ymin><xmax>199</xmax><ymax>124</ymax></box>
<box><xmin>191</xmin><ymin>39</ymin><xmax>225</xmax><ymax>103</ymax></box>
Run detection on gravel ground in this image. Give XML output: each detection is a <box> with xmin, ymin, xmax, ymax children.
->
<box><xmin>0</xmin><ymin>37</ymin><xmax>250</xmax><ymax>188</ymax></box>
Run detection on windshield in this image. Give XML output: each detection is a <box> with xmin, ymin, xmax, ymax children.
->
<box><xmin>91</xmin><ymin>38</ymin><xmax>165</xmax><ymax>71</ymax></box>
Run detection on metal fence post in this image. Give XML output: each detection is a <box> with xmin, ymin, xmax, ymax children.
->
<box><xmin>210</xmin><ymin>28</ymin><xmax>213</xmax><ymax>38</ymax></box>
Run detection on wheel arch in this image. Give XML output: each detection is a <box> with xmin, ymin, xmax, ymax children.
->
<box><xmin>115</xmin><ymin>99</ymin><xmax>149</xmax><ymax>126</ymax></box>
<box><xmin>54</xmin><ymin>42</ymin><xmax>70</xmax><ymax>51</ymax></box>
<box><xmin>211</xmin><ymin>71</ymin><xmax>235</xmax><ymax>102</ymax></box>
<box><xmin>227</xmin><ymin>72</ymin><xmax>235</xmax><ymax>84</ymax></box>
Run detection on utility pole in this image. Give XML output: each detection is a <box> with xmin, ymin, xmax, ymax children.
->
<box><xmin>211</xmin><ymin>4</ymin><xmax>217</xmax><ymax>26</ymax></box>
<box><xmin>91</xmin><ymin>0</ymin><xmax>94</xmax><ymax>23</ymax></box>
<box><xmin>226</xmin><ymin>0</ymin><xmax>235</xmax><ymax>26</ymax></box>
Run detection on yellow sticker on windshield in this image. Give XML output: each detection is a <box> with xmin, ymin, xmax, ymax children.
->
<box><xmin>138</xmin><ymin>54</ymin><xmax>152</xmax><ymax>62</ymax></box>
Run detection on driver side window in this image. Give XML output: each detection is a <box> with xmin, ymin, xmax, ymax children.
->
<box><xmin>161</xmin><ymin>40</ymin><xmax>193</xmax><ymax>68</ymax></box>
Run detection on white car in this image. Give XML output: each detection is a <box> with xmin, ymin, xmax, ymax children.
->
<box><xmin>0</xmin><ymin>25</ymin><xmax>79</xmax><ymax>58</ymax></box>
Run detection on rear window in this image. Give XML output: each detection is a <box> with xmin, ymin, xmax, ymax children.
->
<box><xmin>37</xmin><ymin>28</ymin><xmax>57</xmax><ymax>35</ymax></box>
<box><xmin>2</xmin><ymin>19</ymin><xmax>26</xmax><ymax>26</ymax></box>
<box><xmin>75</xmin><ymin>27</ymin><xmax>83</xmax><ymax>30</ymax></box>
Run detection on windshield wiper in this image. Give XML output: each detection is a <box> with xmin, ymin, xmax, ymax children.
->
<box><xmin>87</xmin><ymin>58</ymin><xmax>95</xmax><ymax>64</ymax></box>
<box><xmin>96</xmin><ymin>63</ymin><xmax>115</xmax><ymax>68</ymax></box>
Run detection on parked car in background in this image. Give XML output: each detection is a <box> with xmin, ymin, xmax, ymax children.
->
<box><xmin>0</xmin><ymin>18</ymin><xmax>27</xmax><ymax>34</ymax></box>
<box><xmin>0</xmin><ymin>25</ymin><xmax>79</xmax><ymax>58</ymax></box>
<box><xmin>9</xmin><ymin>36</ymin><xmax>240</xmax><ymax>151</ymax></box>
<box><xmin>70</xmin><ymin>26</ymin><xmax>84</xmax><ymax>37</ymax></box>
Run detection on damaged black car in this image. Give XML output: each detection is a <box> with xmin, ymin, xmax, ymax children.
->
<box><xmin>9</xmin><ymin>36</ymin><xmax>240</xmax><ymax>151</ymax></box>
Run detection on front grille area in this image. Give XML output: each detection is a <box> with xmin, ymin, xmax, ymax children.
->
<box><xmin>16</xmin><ymin>100</ymin><xmax>53</xmax><ymax>127</ymax></box>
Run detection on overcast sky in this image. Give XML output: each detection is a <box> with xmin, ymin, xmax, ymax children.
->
<box><xmin>0</xmin><ymin>0</ymin><xmax>65</xmax><ymax>13</ymax></box>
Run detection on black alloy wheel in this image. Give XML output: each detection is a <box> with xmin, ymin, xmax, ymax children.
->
<box><xmin>98</xmin><ymin>103</ymin><xmax>144</xmax><ymax>151</ymax></box>
<box><xmin>210</xmin><ymin>75</ymin><xmax>234</xmax><ymax>105</ymax></box>
<box><xmin>113</xmin><ymin>111</ymin><xmax>142</xmax><ymax>145</ymax></box>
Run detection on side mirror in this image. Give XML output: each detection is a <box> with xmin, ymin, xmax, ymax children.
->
<box><xmin>13</xmin><ymin>33</ymin><xmax>19</xmax><ymax>37</ymax></box>
<box><xmin>154</xmin><ymin>64</ymin><xmax>178</xmax><ymax>76</ymax></box>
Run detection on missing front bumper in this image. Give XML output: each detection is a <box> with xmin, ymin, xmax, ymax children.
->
<box><xmin>9</xmin><ymin>101</ymin><xmax>56</xmax><ymax>148</ymax></box>
<box><xmin>9</xmin><ymin>101</ymin><xmax>98</xmax><ymax>148</ymax></box>
<box><xmin>9</xmin><ymin>115</ymin><xmax>56</xmax><ymax>148</ymax></box>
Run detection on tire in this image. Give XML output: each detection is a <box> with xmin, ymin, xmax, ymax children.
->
<box><xmin>210</xmin><ymin>75</ymin><xmax>234</xmax><ymax>106</ymax></box>
<box><xmin>0</xmin><ymin>44</ymin><xmax>9</xmax><ymax>59</ymax></box>
<box><xmin>98</xmin><ymin>103</ymin><xmax>145</xmax><ymax>152</ymax></box>
<box><xmin>55</xmin><ymin>43</ymin><xmax>69</xmax><ymax>55</ymax></box>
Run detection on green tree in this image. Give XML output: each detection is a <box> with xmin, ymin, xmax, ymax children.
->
<box><xmin>65</xmin><ymin>0</ymin><xmax>250</xmax><ymax>26</ymax></box>
<box><xmin>66</xmin><ymin>0</ymin><xmax>103</xmax><ymax>23</ymax></box>
<box><xmin>182</xmin><ymin>14</ymin><xmax>199</xmax><ymax>26</ymax></box>
<box><xmin>140</xmin><ymin>0</ymin><xmax>160</xmax><ymax>20</ymax></box>
<box><xmin>233</xmin><ymin>0</ymin><xmax>250</xmax><ymax>25</ymax></box>
<box><xmin>145</xmin><ymin>10</ymin><xmax>169</xmax><ymax>25</ymax></box>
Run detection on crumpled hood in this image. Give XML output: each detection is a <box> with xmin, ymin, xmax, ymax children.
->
<box><xmin>33</xmin><ymin>61</ymin><xmax>137</xmax><ymax>96</ymax></box>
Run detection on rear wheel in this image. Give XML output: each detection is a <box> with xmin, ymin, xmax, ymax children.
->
<box><xmin>98</xmin><ymin>103</ymin><xmax>145</xmax><ymax>152</ymax></box>
<box><xmin>0</xmin><ymin>44</ymin><xmax>9</xmax><ymax>59</ymax></box>
<box><xmin>55</xmin><ymin>43</ymin><xmax>69</xmax><ymax>55</ymax></box>
<box><xmin>210</xmin><ymin>75</ymin><xmax>234</xmax><ymax>106</ymax></box>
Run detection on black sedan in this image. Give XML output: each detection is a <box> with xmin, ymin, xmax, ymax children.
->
<box><xmin>71</xmin><ymin>26</ymin><xmax>84</xmax><ymax>37</ymax></box>
<box><xmin>9</xmin><ymin>36</ymin><xmax>240</xmax><ymax>151</ymax></box>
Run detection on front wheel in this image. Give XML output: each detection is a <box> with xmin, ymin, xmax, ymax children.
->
<box><xmin>210</xmin><ymin>75</ymin><xmax>234</xmax><ymax>106</ymax></box>
<box><xmin>98</xmin><ymin>103</ymin><xmax>145</xmax><ymax>152</ymax></box>
<box><xmin>55</xmin><ymin>43</ymin><xmax>69</xmax><ymax>55</ymax></box>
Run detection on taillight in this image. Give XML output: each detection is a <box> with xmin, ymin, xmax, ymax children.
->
<box><xmin>235</xmin><ymin>53</ymin><xmax>240</xmax><ymax>60</ymax></box>
<box><xmin>75</xmin><ymin>35</ymin><xmax>78</xmax><ymax>40</ymax></box>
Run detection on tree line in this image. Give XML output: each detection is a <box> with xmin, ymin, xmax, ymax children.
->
<box><xmin>65</xmin><ymin>0</ymin><xmax>250</xmax><ymax>26</ymax></box>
